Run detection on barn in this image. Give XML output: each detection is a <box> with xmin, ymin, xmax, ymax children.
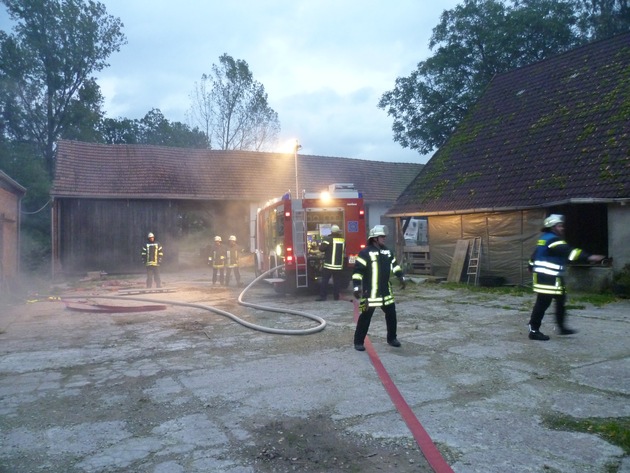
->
<box><xmin>50</xmin><ymin>141</ymin><xmax>422</xmax><ymax>275</ymax></box>
<box><xmin>387</xmin><ymin>32</ymin><xmax>630</xmax><ymax>289</ymax></box>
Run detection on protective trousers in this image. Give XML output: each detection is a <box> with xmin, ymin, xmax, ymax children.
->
<box><xmin>320</xmin><ymin>267</ymin><xmax>342</xmax><ymax>300</ymax></box>
<box><xmin>528</xmin><ymin>292</ymin><xmax>566</xmax><ymax>331</ymax></box>
<box><xmin>146</xmin><ymin>266</ymin><xmax>161</xmax><ymax>288</ymax></box>
<box><xmin>226</xmin><ymin>267</ymin><xmax>241</xmax><ymax>286</ymax></box>
<box><xmin>353</xmin><ymin>303</ymin><xmax>397</xmax><ymax>345</ymax></box>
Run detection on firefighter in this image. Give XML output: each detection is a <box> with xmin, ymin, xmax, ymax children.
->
<box><xmin>352</xmin><ymin>225</ymin><xmax>406</xmax><ymax>351</ymax></box>
<box><xmin>527</xmin><ymin>214</ymin><xmax>605</xmax><ymax>340</ymax></box>
<box><xmin>209</xmin><ymin>235</ymin><xmax>226</xmax><ymax>285</ymax></box>
<box><xmin>141</xmin><ymin>232</ymin><xmax>163</xmax><ymax>289</ymax></box>
<box><xmin>225</xmin><ymin>235</ymin><xmax>242</xmax><ymax>287</ymax></box>
<box><xmin>316</xmin><ymin>224</ymin><xmax>345</xmax><ymax>301</ymax></box>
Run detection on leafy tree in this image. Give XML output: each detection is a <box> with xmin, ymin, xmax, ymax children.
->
<box><xmin>60</xmin><ymin>78</ymin><xmax>105</xmax><ymax>143</ymax></box>
<box><xmin>99</xmin><ymin>117</ymin><xmax>140</xmax><ymax>145</ymax></box>
<box><xmin>189</xmin><ymin>53</ymin><xmax>280</xmax><ymax>151</ymax></box>
<box><xmin>0</xmin><ymin>0</ymin><xmax>126</xmax><ymax>178</ymax></box>
<box><xmin>100</xmin><ymin>109</ymin><xmax>209</xmax><ymax>148</ymax></box>
<box><xmin>0</xmin><ymin>140</ymin><xmax>51</xmax><ymax>270</ymax></box>
<box><xmin>573</xmin><ymin>0</ymin><xmax>630</xmax><ymax>39</ymax></box>
<box><xmin>379</xmin><ymin>0</ymin><xmax>629</xmax><ymax>155</ymax></box>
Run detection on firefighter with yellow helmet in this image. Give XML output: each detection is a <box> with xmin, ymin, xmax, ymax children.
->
<box><xmin>352</xmin><ymin>225</ymin><xmax>406</xmax><ymax>351</ymax></box>
<box><xmin>141</xmin><ymin>232</ymin><xmax>163</xmax><ymax>288</ymax></box>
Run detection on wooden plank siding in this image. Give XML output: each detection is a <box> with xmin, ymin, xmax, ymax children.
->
<box><xmin>55</xmin><ymin>198</ymin><xmax>250</xmax><ymax>274</ymax></box>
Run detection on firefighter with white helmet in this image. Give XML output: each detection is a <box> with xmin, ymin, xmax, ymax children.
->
<box><xmin>316</xmin><ymin>224</ymin><xmax>345</xmax><ymax>301</ymax></box>
<box><xmin>225</xmin><ymin>235</ymin><xmax>242</xmax><ymax>287</ymax></box>
<box><xmin>141</xmin><ymin>232</ymin><xmax>163</xmax><ymax>288</ymax></box>
<box><xmin>527</xmin><ymin>214</ymin><xmax>606</xmax><ymax>340</ymax></box>
<box><xmin>209</xmin><ymin>235</ymin><xmax>226</xmax><ymax>285</ymax></box>
<box><xmin>352</xmin><ymin>225</ymin><xmax>406</xmax><ymax>351</ymax></box>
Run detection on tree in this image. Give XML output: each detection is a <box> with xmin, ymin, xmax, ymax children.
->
<box><xmin>0</xmin><ymin>0</ymin><xmax>126</xmax><ymax>177</ymax></box>
<box><xmin>60</xmin><ymin>78</ymin><xmax>105</xmax><ymax>143</ymax></box>
<box><xmin>189</xmin><ymin>54</ymin><xmax>280</xmax><ymax>151</ymax></box>
<box><xmin>379</xmin><ymin>0</ymin><xmax>629</xmax><ymax>155</ymax></box>
<box><xmin>100</xmin><ymin>109</ymin><xmax>209</xmax><ymax>148</ymax></box>
<box><xmin>573</xmin><ymin>0</ymin><xmax>630</xmax><ymax>39</ymax></box>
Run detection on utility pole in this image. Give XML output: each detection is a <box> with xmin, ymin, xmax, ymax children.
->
<box><xmin>294</xmin><ymin>139</ymin><xmax>302</xmax><ymax>198</ymax></box>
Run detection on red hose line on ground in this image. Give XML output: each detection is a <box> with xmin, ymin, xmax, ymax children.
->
<box><xmin>353</xmin><ymin>300</ymin><xmax>454</xmax><ymax>473</ymax></box>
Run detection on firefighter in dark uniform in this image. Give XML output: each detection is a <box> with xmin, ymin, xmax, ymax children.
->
<box><xmin>209</xmin><ymin>235</ymin><xmax>226</xmax><ymax>285</ymax></box>
<box><xmin>527</xmin><ymin>214</ymin><xmax>605</xmax><ymax>340</ymax></box>
<box><xmin>352</xmin><ymin>225</ymin><xmax>406</xmax><ymax>351</ymax></box>
<box><xmin>141</xmin><ymin>232</ymin><xmax>163</xmax><ymax>288</ymax></box>
<box><xmin>225</xmin><ymin>235</ymin><xmax>242</xmax><ymax>287</ymax></box>
<box><xmin>316</xmin><ymin>224</ymin><xmax>345</xmax><ymax>301</ymax></box>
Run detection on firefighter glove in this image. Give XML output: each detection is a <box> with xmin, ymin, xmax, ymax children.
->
<box><xmin>353</xmin><ymin>287</ymin><xmax>361</xmax><ymax>300</ymax></box>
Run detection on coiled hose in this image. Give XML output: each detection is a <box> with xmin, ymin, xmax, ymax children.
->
<box><xmin>62</xmin><ymin>264</ymin><xmax>326</xmax><ymax>335</ymax></box>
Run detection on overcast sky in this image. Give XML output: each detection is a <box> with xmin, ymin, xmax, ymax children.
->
<box><xmin>2</xmin><ymin>1</ymin><xmax>462</xmax><ymax>163</ymax></box>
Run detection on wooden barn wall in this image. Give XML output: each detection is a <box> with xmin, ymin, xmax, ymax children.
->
<box><xmin>58</xmin><ymin>199</ymin><xmax>178</xmax><ymax>273</ymax></box>
<box><xmin>57</xmin><ymin>198</ymin><xmax>252</xmax><ymax>274</ymax></box>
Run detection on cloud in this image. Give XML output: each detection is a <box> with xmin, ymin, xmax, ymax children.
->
<box><xmin>2</xmin><ymin>0</ymin><xmax>461</xmax><ymax>162</ymax></box>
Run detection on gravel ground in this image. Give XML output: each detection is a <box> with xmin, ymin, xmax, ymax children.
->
<box><xmin>0</xmin><ymin>266</ymin><xmax>628</xmax><ymax>473</ymax></box>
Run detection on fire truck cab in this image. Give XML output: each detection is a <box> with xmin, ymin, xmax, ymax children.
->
<box><xmin>255</xmin><ymin>183</ymin><xmax>366</xmax><ymax>293</ymax></box>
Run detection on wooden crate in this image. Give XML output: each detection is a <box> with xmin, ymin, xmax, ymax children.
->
<box><xmin>403</xmin><ymin>246</ymin><xmax>431</xmax><ymax>275</ymax></box>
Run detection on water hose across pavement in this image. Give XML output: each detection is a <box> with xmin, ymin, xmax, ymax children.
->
<box><xmin>61</xmin><ymin>264</ymin><xmax>326</xmax><ymax>336</ymax></box>
<box><xmin>352</xmin><ymin>300</ymin><xmax>454</xmax><ymax>473</ymax></box>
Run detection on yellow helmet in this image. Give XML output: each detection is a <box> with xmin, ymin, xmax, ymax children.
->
<box><xmin>214</xmin><ymin>236</ymin><xmax>222</xmax><ymax>242</ymax></box>
<box><xmin>229</xmin><ymin>235</ymin><xmax>237</xmax><ymax>241</ymax></box>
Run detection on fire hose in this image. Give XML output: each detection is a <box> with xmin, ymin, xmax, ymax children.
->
<box><xmin>61</xmin><ymin>264</ymin><xmax>326</xmax><ymax>335</ymax></box>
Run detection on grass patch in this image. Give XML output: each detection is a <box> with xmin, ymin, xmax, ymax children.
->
<box><xmin>543</xmin><ymin>414</ymin><xmax>630</xmax><ymax>454</ymax></box>
<box><xmin>436</xmin><ymin>283</ymin><xmax>619</xmax><ymax>307</ymax></box>
<box><xmin>440</xmin><ymin>282</ymin><xmax>530</xmax><ymax>296</ymax></box>
<box><xmin>570</xmin><ymin>293</ymin><xmax>618</xmax><ymax>307</ymax></box>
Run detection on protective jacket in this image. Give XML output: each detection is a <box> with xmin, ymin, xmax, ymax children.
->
<box><xmin>226</xmin><ymin>246</ymin><xmax>240</xmax><ymax>268</ymax></box>
<box><xmin>529</xmin><ymin>231</ymin><xmax>590</xmax><ymax>295</ymax></box>
<box><xmin>142</xmin><ymin>241</ymin><xmax>163</xmax><ymax>266</ymax></box>
<box><xmin>320</xmin><ymin>234</ymin><xmax>345</xmax><ymax>270</ymax></box>
<box><xmin>352</xmin><ymin>243</ymin><xmax>403</xmax><ymax>307</ymax></box>
<box><xmin>209</xmin><ymin>245</ymin><xmax>226</xmax><ymax>268</ymax></box>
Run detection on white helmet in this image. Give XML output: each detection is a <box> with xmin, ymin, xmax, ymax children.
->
<box><xmin>147</xmin><ymin>232</ymin><xmax>155</xmax><ymax>239</ymax></box>
<box><xmin>214</xmin><ymin>235</ymin><xmax>222</xmax><ymax>242</ymax></box>
<box><xmin>368</xmin><ymin>225</ymin><xmax>387</xmax><ymax>239</ymax></box>
<box><xmin>229</xmin><ymin>235</ymin><xmax>237</xmax><ymax>241</ymax></box>
<box><xmin>331</xmin><ymin>225</ymin><xmax>340</xmax><ymax>233</ymax></box>
<box><xmin>544</xmin><ymin>214</ymin><xmax>565</xmax><ymax>228</ymax></box>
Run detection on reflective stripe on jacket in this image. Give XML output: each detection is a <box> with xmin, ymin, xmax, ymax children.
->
<box><xmin>352</xmin><ymin>244</ymin><xmax>403</xmax><ymax>307</ymax></box>
<box><xmin>321</xmin><ymin>236</ymin><xmax>345</xmax><ymax>270</ymax></box>
<box><xmin>529</xmin><ymin>232</ymin><xmax>588</xmax><ymax>295</ymax></box>
<box><xmin>226</xmin><ymin>248</ymin><xmax>240</xmax><ymax>268</ymax></box>
<box><xmin>212</xmin><ymin>247</ymin><xmax>225</xmax><ymax>268</ymax></box>
<box><xmin>142</xmin><ymin>243</ymin><xmax>163</xmax><ymax>266</ymax></box>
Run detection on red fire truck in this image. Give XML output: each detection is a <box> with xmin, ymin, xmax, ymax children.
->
<box><xmin>255</xmin><ymin>183</ymin><xmax>366</xmax><ymax>293</ymax></box>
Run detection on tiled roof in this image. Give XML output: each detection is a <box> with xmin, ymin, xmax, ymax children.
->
<box><xmin>388</xmin><ymin>32</ymin><xmax>630</xmax><ymax>216</ymax></box>
<box><xmin>51</xmin><ymin>140</ymin><xmax>422</xmax><ymax>204</ymax></box>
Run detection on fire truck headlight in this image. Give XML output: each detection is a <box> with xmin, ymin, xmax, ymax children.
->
<box><xmin>275</xmin><ymin>244</ymin><xmax>283</xmax><ymax>256</ymax></box>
